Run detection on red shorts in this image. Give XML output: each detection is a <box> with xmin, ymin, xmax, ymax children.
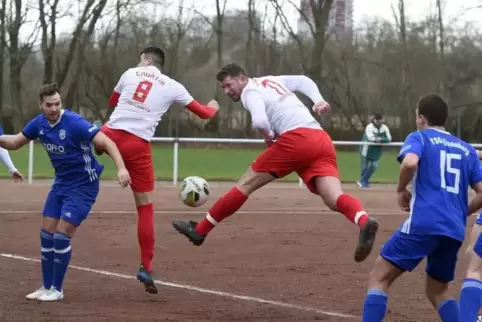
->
<box><xmin>98</xmin><ymin>126</ymin><xmax>154</xmax><ymax>193</ymax></box>
<box><xmin>251</xmin><ymin>128</ymin><xmax>339</xmax><ymax>194</ymax></box>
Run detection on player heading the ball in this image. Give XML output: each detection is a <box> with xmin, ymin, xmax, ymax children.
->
<box><xmin>0</xmin><ymin>83</ymin><xmax>130</xmax><ymax>302</ymax></box>
<box><xmin>172</xmin><ymin>63</ymin><xmax>379</xmax><ymax>263</ymax></box>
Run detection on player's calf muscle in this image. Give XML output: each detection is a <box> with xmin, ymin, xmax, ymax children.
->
<box><xmin>425</xmin><ymin>277</ymin><xmax>450</xmax><ymax>307</ymax></box>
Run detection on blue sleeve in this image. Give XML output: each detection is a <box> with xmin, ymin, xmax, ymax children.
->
<box><xmin>470</xmin><ymin>149</ymin><xmax>482</xmax><ymax>185</ymax></box>
<box><xmin>397</xmin><ymin>131</ymin><xmax>424</xmax><ymax>163</ymax></box>
<box><xmin>21</xmin><ymin>116</ymin><xmax>41</xmax><ymax>140</ymax></box>
<box><xmin>71</xmin><ymin>117</ymin><xmax>99</xmax><ymax>142</ymax></box>
<box><xmin>0</xmin><ymin>124</ymin><xmax>3</xmax><ymax>135</ymax></box>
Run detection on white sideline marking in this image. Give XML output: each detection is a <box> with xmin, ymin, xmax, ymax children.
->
<box><xmin>0</xmin><ymin>253</ymin><xmax>357</xmax><ymax>319</ymax></box>
<box><xmin>0</xmin><ymin>209</ymin><xmax>406</xmax><ymax>216</ymax></box>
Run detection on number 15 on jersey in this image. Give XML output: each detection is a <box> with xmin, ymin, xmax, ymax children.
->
<box><xmin>440</xmin><ymin>150</ymin><xmax>461</xmax><ymax>194</ymax></box>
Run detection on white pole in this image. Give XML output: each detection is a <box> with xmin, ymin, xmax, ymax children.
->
<box><xmin>28</xmin><ymin>140</ymin><xmax>34</xmax><ymax>184</ymax></box>
<box><xmin>173</xmin><ymin>141</ymin><xmax>179</xmax><ymax>186</ymax></box>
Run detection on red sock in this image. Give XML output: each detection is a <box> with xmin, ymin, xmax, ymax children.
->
<box><xmin>336</xmin><ymin>194</ymin><xmax>369</xmax><ymax>228</ymax></box>
<box><xmin>195</xmin><ymin>186</ymin><xmax>248</xmax><ymax>235</ymax></box>
<box><xmin>137</xmin><ymin>203</ymin><xmax>155</xmax><ymax>272</ymax></box>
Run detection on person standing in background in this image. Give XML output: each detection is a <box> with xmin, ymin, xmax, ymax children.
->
<box><xmin>358</xmin><ymin>114</ymin><xmax>392</xmax><ymax>188</ymax></box>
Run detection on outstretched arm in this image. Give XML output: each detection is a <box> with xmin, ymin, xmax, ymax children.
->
<box><xmin>185</xmin><ymin>100</ymin><xmax>218</xmax><ymax>119</ymax></box>
<box><xmin>0</xmin><ymin>133</ymin><xmax>31</xmax><ymax>150</ymax></box>
<box><xmin>0</xmin><ymin>148</ymin><xmax>17</xmax><ymax>173</ymax></box>
<box><xmin>171</xmin><ymin>80</ymin><xmax>218</xmax><ymax>119</ymax></box>
<box><xmin>278</xmin><ymin>75</ymin><xmax>324</xmax><ymax>103</ymax></box>
<box><xmin>277</xmin><ymin>75</ymin><xmax>330</xmax><ymax>115</ymax></box>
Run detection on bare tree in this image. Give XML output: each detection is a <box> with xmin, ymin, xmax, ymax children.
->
<box><xmin>0</xmin><ymin>0</ymin><xmax>7</xmax><ymax>120</ymax></box>
<box><xmin>215</xmin><ymin>0</ymin><xmax>227</xmax><ymax>69</ymax></box>
<box><xmin>38</xmin><ymin>0</ymin><xmax>60</xmax><ymax>84</ymax></box>
<box><xmin>63</xmin><ymin>0</ymin><xmax>108</xmax><ymax>108</ymax></box>
<box><xmin>55</xmin><ymin>0</ymin><xmax>106</xmax><ymax>88</ymax></box>
<box><xmin>6</xmin><ymin>0</ymin><xmax>39</xmax><ymax>130</ymax></box>
<box><xmin>436</xmin><ymin>0</ymin><xmax>445</xmax><ymax>92</ymax></box>
<box><xmin>270</xmin><ymin>0</ymin><xmax>334</xmax><ymax>84</ymax></box>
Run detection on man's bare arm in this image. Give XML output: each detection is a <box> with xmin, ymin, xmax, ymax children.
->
<box><xmin>0</xmin><ymin>133</ymin><xmax>31</xmax><ymax>150</ymax></box>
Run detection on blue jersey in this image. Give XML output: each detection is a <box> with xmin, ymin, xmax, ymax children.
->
<box><xmin>397</xmin><ymin>128</ymin><xmax>482</xmax><ymax>241</ymax></box>
<box><xmin>22</xmin><ymin>110</ymin><xmax>104</xmax><ymax>189</ymax></box>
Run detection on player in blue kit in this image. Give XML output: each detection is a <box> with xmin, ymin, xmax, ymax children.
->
<box><xmin>362</xmin><ymin>93</ymin><xmax>482</xmax><ymax>322</ymax></box>
<box><xmin>458</xmin><ymin>150</ymin><xmax>482</xmax><ymax>321</ymax></box>
<box><xmin>0</xmin><ymin>84</ymin><xmax>131</xmax><ymax>302</ymax></box>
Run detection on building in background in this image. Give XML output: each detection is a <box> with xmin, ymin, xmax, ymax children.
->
<box><xmin>297</xmin><ymin>0</ymin><xmax>354</xmax><ymax>39</ymax></box>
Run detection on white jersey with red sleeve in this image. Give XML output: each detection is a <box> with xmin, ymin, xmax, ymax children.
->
<box><xmin>240</xmin><ymin>75</ymin><xmax>324</xmax><ymax>137</ymax></box>
<box><xmin>107</xmin><ymin>66</ymin><xmax>194</xmax><ymax>141</ymax></box>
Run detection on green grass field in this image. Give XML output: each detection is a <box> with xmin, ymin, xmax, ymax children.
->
<box><xmin>0</xmin><ymin>143</ymin><xmax>401</xmax><ymax>183</ymax></box>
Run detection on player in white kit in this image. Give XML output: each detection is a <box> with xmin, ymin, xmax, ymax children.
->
<box><xmin>172</xmin><ymin>63</ymin><xmax>379</xmax><ymax>263</ymax></box>
<box><xmin>95</xmin><ymin>47</ymin><xmax>219</xmax><ymax>293</ymax></box>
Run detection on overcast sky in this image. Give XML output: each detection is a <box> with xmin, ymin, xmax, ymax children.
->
<box><xmin>19</xmin><ymin>0</ymin><xmax>482</xmax><ymax>40</ymax></box>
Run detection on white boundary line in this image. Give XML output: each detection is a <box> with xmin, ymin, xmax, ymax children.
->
<box><xmin>0</xmin><ymin>253</ymin><xmax>358</xmax><ymax>319</ymax></box>
<box><xmin>14</xmin><ymin>180</ymin><xmax>397</xmax><ymax>187</ymax></box>
<box><xmin>0</xmin><ymin>210</ymin><xmax>406</xmax><ymax>216</ymax></box>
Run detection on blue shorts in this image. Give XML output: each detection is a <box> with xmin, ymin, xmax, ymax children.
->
<box><xmin>477</xmin><ymin>212</ymin><xmax>482</xmax><ymax>225</ymax></box>
<box><xmin>42</xmin><ymin>182</ymin><xmax>99</xmax><ymax>226</ymax></box>
<box><xmin>380</xmin><ymin>230</ymin><xmax>462</xmax><ymax>282</ymax></box>
<box><xmin>474</xmin><ymin>233</ymin><xmax>482</xmax><ymax>258</ymax></box>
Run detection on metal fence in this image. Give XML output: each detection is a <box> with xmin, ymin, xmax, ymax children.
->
<box><xmin>17</xmin><ymin>136</ymin><xmax>482</xmax><ymax>186</ymax></box>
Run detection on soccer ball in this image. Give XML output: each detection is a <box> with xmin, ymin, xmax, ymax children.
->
<box><xmin>179</xmin><ymin>176</ymin><xmax>210</xmax><ymax>207</ymax></box>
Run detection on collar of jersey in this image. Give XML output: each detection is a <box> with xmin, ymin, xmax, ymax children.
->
<box><xmin>48</xmin><ymin>109</ymin><xmax>65</xmax><ymax>128</ymax></box>
<box><xmin>425</xmin><ymin>127</ymin><xmax>449</xmax><ymax>134</ymax></box>
<box><xmin>145</xmin><ymin>65</ymin><xmax>161</xmax><ymax>73</ymax></box>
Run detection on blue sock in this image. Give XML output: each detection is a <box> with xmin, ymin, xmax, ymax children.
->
<box><xmin>459</xmin><ymin>278</ymin><xmax>482</xmax><ymax>322</ymax></box>
<box><xmin>437</xmin><ymin>299</ymin><xmax>458</xmax><ymax>322</ymax></box>
<box><xmin>362</xmin><ymin>289</ymin><xmax>388</xmax><ymax>322</ymax></box>
<box><xmin>40</xmin><ymin>229</ymin><xmax>54</xmax><ymax>289</ymax></box>
<box><xmin>52</xmin><ymin>232</ymin><xmax>72</xmax><ymax>291</ymax></box>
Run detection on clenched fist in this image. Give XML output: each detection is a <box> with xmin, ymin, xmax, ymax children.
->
<box><xmin>312</xmin><ymin>101</ymin><xmax>331</xmax><ymax>115</ymax></box>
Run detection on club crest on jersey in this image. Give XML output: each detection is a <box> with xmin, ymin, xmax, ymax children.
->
<box><xmin>59</xmin><ymin>129</ymin><xmax>66</xmax><ymax>140</ymax></box>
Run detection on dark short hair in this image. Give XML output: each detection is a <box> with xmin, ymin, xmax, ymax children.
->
<box><xmin>373</xmin><ymin>113</ymin><xmax>383</xmax><ymax>120</ymax></box>
<box><xmin>216</xmin><ymin>63</ymin><xmax>247</xmax><ymax>81</ymax></box>
<box><xmin>140</xmin><ymin>47</ymin><xmax>165</xmax><ymax>67</ymax></box>
<box><xmin>38</xmin><ymin>83</ymin><xmax>61</xmax><ymax>103</ymax></box>
<box><xmin>417</xmin><ymin>93</ymin><xmax>448</xmax><ymax>126</ymax></box>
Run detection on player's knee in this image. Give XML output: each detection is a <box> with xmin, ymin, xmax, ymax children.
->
<box><xmin>313</xmin><ymin>176</ymin><xmax>342</xmax><ymax>210</ymax></box>
<box><xmin>133</xmin><ymin>191</ymin><xmax>152</xmax><ymax>206</ymax></box>
<box><xmin>320</xmin><ymin>192</ymin><xmax>340</xmax><ymax>211</ymax></box>
<box><xmin>237</xmin><ymin>168</ymin><xmax>274</xmax><ymax>195</ymax></box>
<box><xmin>367</xmin><ymin>268</ymin><xmax>390</xmax><ymax>291</ymax></box>
<box><xmin>57</xmin><ymin>219</ymin><xmax>77</xmax><ymax>237</ymax></box>
<box><xmin>41</xmin><ymin>217</ymin><xmax>59</xmax><ymax>233</ymax></box>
